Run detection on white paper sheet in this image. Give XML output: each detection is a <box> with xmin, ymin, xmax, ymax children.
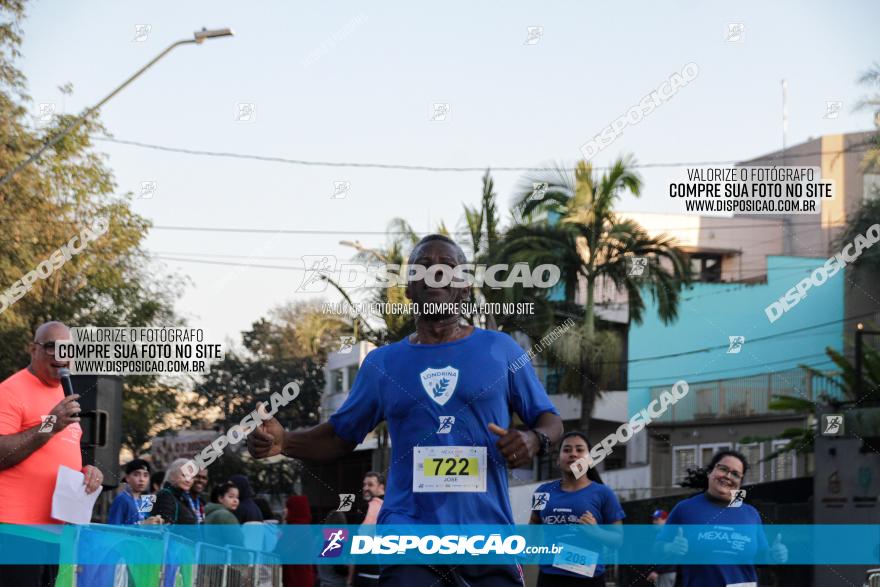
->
<box><xmin>51</xmin><ymin>465</ymin><xmax>102</xmax><ymax>524</ymax></box>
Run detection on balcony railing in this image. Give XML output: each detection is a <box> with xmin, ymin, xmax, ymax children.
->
<box><xmin>648</xmin><ymin>368</ymin><xmax>844</xmax><ymax>423</ymax></box>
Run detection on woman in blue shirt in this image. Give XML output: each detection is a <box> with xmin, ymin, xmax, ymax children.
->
<box><xmin>530</xmin><ymin>431</ymin><xmax>625</xmax><ymax>586</ymax></box>
<box><xmin>656</xmin><ymin>449</ymin><xmax>788</xmax><ymax>587</ymax></box>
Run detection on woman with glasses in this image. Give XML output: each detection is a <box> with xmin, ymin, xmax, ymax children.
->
<box><xmin>655</xmin><ymin>449</ymin><xmax>787</xmax><ymax>587</ymax></box>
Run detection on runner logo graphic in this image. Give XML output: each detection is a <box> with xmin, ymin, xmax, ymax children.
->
<box><xmin>728</xmin><ymin>489</ymin><xmax>746</xmax><ymax>508</ymax></box>
<box><xmin>319</xmin><ymin>528</ymin><xmax>348</xmax><ymax>558</ymax></box>
<box><xmin>727</xmin><ymin>336</ymin><xmax>745</xmax><ymax>354</ymax></box>
<box><xmin>523</xmin><ymin>26</ymin><xmax>543</xmax><ymax>46</ymax></box>
<box><xmin>39</xmin><ymin>415</ymin><xmax>57</xmax><ymax>433</ymax></box>
<box><xmin>338</xmin><ymin>336</ymin><xmax>355</xmax><ymax>354</ymax></box>
<box><xmin>437</xmin><ymin>416</ymin><xmax>455</xmax><ymax>434</ymax></box>
<box><xmin>528</xmin><ymin>182</ymin><xmax>548</xmax><ymax>201</ymax></box>
<box><xmin>420</xmin><ymin>367</ymin><xmax>459</xmax><ymax>406</ymax></box>
<box><xmin>297</xmin><ymin>255</ymin><xmax>336</xmax><ymax>292</ymax></box>
<box><xmin>138</xmin><ymin>495</ymin><xmax>156</xmax><ymax>513</ymax></box>
<box><xmin>337</xmin><ymin>494</ymin><xmax>355</xmax><ymax>512</ymax></box>
<box><xmin>628</xmin><ymin>257</ymin><xmax>647</xmax><ymax>276</ymax></box>
<box><xmin>822</xmin><ymin>414</ymin><xmax>844</xmax><ymax>436</ymax></box>
<box><xmin>726</xmin><ymin>23</ymin><xmax>744</xmax><ymax>42</ymax></box>
<box><xmin>332</xmin><ymin>181</ymin><xmax>351</xmax><ymax>199</ymax></box>
<box><xmin>532</xmin><ymin>492</ymin><xmax>550</xmax><ymax>511</ymax></box>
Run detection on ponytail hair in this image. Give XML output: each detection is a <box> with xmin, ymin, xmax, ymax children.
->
<box><xmin>559</xmin><ymin>430</ymin><xmax>604</xmax><ymax>484</ymax></box>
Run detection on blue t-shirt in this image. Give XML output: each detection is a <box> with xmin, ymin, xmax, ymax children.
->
<box><xmin>107</xmin><ymin>486</ymin><xmax>151</xmax><ymax>525</ymax></box>
<box><xmin>656</xmin><ymin>492</ymin><xmax>770</xmax><ymax>587</ymax></box>
<box><xmin>329</xmin><ymin>328</ymin><xmax>558</xmax><ymax>525</ymax></box>
<box><xmin>533</xmin><ymin>480</ymin><xmax>625</xmax><ymax>577</ymax></box>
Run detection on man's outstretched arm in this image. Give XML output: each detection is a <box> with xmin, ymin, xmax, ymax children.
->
<box><xmin>247</xmin><ymin>417</ymin><xmax>357</xmax><ymax>462</ymax></box>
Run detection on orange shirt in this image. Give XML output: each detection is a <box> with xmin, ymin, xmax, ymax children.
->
<box><xmin>0</xmin><ymin>368</ymin><xmax>83</xmax><ymax>524</ymax></box>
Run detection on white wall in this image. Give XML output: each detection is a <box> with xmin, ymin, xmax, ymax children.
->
<box><xmin>509</xmin><ymin>480</ymin><xmax>545</xmax><ymax>524</ymax></box>
<box><xmin>600</xmin><ymin>465</ymin><xmax>652</xmax><ymax>502</ymax></box>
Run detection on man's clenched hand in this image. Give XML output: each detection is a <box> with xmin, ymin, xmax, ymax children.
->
<box><xmin>247</xmin><ymin>403</ymin><xmax>285</xmax><ymax>459</ymax></box>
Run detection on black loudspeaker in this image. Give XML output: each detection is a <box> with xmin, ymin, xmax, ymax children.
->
<box><xmin>70</xmin><ymin>375</ymin><xmax>123</xmax><ymax>488</ymax></box>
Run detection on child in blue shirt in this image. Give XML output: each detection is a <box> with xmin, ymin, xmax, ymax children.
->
<box><xmin>107</xmin><ymin>459</ymin><xmax>163</xmax><ymax>525</ymax></box>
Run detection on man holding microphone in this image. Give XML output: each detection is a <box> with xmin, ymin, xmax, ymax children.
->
<box><xmin>0</xmin><ymin>321</ymin><xmax>103</xmax><ymax>586</ymax></box>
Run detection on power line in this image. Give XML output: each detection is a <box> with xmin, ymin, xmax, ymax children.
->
<box><xmin>151</xmin><ymin>250</ymin><xmax>310</xmax><ymax>262</ymax></box>
<box><xmin>141</xmin><ymin>218</ymin><xmax>842</xmax><ymax>236</ymax></box>
<box><xmin>625</xmin><ymin>313</ymin><xmax>871</xmax><ymax>364</ymax></box>
<box><xmin>155</xmin><ymin>255</ymin><xmax>307</xmax><ymax>271</ymax></box>
<box><xmin>151</xmin><ymin>249</ymin><xmax>858</xmax><ymax>275</ymax></box>
<box><xmin>91</xmin><ymin>135</ymin><xmax>872</xmax><ymax>173</ymax></box>
<box><xmin>147</xmin><ymin>254</ymin><xmax>876</xmax><ymax>365</ymax></box>
<box><xmin>626</xmin><ymin>354</ymin><xmax>836</xmax><ymax>386</ymax></box>
<box><xmin>149</xmin><ymin>253</ymin><xmax>867</xmax><ymax>306</ymax></box>
<box><xmin>0</xmin><ymin>215</ymin><xmax>848</xmax><ymax>236</ymax></box>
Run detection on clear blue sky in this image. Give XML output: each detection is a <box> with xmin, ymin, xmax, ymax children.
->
<box><xmin>18</xmin><ymin>0</ymin><xmax>878</xmax><ymax>344</ymax></box>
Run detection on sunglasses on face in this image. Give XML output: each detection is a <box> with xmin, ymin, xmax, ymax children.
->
<box><xmin>714</xmin><ymin>463</ymin><xmax>743</xmax><ymax>481</ymax></box>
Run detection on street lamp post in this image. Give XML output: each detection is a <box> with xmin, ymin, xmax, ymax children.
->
<box><xmin>0</xmin><ymin>27</ymin><xmax>234</xmax><ymax>188</ymax></box>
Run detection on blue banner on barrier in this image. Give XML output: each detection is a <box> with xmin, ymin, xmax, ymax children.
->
<box><xmin>0</xmin><ymin>524</ymin><xmax>879</xmax><ymax>565</ymax></box>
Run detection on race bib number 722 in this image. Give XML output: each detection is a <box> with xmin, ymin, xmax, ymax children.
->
<box><xmin>413</xmin><ymin>446</ymin><xmax>486</xmax><ymax>492</ymax></box>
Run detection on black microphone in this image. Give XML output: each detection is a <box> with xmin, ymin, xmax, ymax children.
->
<box><xmin>59</xmin><ymin>367</ymin><xmax>75</xmax><ymax>396</ymax></box>
<box><xmin>59</xmin><ymin>368</ymin><xmax>80</xmax><ymax>417</ymax></box>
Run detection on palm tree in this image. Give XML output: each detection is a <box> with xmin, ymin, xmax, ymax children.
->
<box><xmin>461</xmin><ymin>170</ymin><xmax>506</xmax><ymax>330</ymax></box>
<box><xmin>855</xmin><ymin>61</ymin><xmax>880</xmax><ymax>173</ymax></box>
<box><xmin>499</xmin><ymin>157</ymin><xmax>691</xmax><ymax>433</ymax></box>
<box><xmin>333</xmin><ymin>218</ymin><xmax>422</xmax><ymax>346</ymax></box>
<box><xmin>832</xmin><ymin>196</ymin><xmax>880</xmax><ymax>271</ymax></box>
<box><xmin>743</xmin><ymin>343</ymin><xmax>880</xmax><ymax>462</ymax></box>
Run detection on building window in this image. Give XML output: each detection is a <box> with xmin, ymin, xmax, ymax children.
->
<box><xmin>331</xmin><ymin>369</ymin><xmax>344</xmax><ymax>393</ymax></box>
<box><xmin>690</xmin><ymin>253</ymin><xmax>723</xmax><ymax>283</ymax></box>
<box><xmin>736</xmin><ymin>442</ymin><xmax>764</xmax><ymax>483</ymax></box>
<box><xmin>700</xmin><ymin>443</ymin><xmax>732</xmax><ymax>468</ymax></box>
<box><xmin>672</xmin><ymin>445</ymin><xmax>697</xmax><ymax>485</ymax></box>
<box><xmin>771</xmin><ymin>440</ymin><xmax>797</xmax><ymax>480</ymax></box>
<box><xmin>347</xmin><ymin>365</ymin><xmax>359</xmax><ymax>389</ymax></box>
<box><xmin>545</xmin><ymin>371</ymin><xmax>562</xmax><ymax>395</ymax></box>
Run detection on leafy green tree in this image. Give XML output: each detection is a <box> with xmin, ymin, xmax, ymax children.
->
<box><xmin>191</xmin><ymin>311</ymin><xmax>326</xmax><ymax>498</ymax></box>
<box><xmin>334</xmin><ymin>218</ymin><xmax>429</xmax><ymax>346</ymax></box>
<box><xmin>833</xmin><ymin>197</ymin><xmax>880</xmax><ymax>271</ymax></box>
<box><xmin>460</xmin><ymin>169</ymin><xmax>558</xmax><ymax>337</ymax></box>
<box><xmin>0</xmin><ymin>0</ymin><xmax>186</xmax><ymax>455</ymax></box>
<box><xmin>856</xmin><ymin>61</ymin><xmax>880</xmax><ymax>173</ymax></box>
<box><xmin>500</xmin><ymin>158</ymin><xmax>691</xmax><ymax>432</ymax></box>
<box><xmin>245</xmin><ymin>300</ymin><xmax>350</xmax><ymax>361</ymax></box>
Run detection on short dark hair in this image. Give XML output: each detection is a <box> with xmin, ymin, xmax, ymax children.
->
<box><xmin>707</xmin><ymin>449</ymin><xmax>749</xmax><ymax>478</ymax></box>
<box><xmin>407</xmin><ymin>234</ymin><xmax>467</xmax><ymax>266</ymax></box>
<box><xmin>364</xmin><ymin>471</ymin><xmax>385</xmax><ymax>486</ymax></box>
<box><xmin>124</xmin><ymin>458</ymin><xmax>151</xmax><ymax>476</ymax></box>
<box><xmin>210</xmin><ymin>482</ymin><xmax>238</xmax><ymax>503</ymax></box>
<box><xmin>150</xmin><ymin>471</ymin><xmax>165</xmax><ymax>489</ymax></box>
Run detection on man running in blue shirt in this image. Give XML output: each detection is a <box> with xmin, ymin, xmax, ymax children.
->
<box><xmin>248</xmin><ymin>234</ymin><xmax>563</xmax><ymax>586</ymax></box>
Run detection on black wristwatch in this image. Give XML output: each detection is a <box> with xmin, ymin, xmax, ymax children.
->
<box><xmin>532</xmin><ymin>429</ymin><xmax>551</xmax><ymax>457</ymax></box>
